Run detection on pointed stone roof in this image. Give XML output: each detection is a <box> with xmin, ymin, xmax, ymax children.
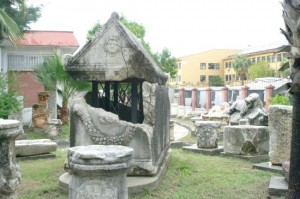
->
<box><xmin>65</xmin><ymin>12</ymin><xmax>168</xmax><ymax>85</ymax></box>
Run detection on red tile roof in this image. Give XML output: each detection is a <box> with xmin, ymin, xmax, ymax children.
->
<box><xmin>19</xmin><ymin>31</ymin><xmax>79</xmax><ymax>47</ymax></box>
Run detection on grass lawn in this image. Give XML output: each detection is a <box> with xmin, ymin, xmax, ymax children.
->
<box><xmin>25</xmin><ymin>124</ymin><xmax>70</xmax><ymax>140</ymax></box>
<box><xmin>16</xmin><ymin>149</ymin><xmax>283</xmax><ymax>199</ymax></box>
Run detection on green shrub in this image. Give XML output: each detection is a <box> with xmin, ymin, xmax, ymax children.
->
<box><xmin>270</xmin><ymin>94</ymin><xmax>291</xmax><ymax>106</ymax></box>
<box><xmin>0</xmin><ymin>72</ymin><xmax>21</xmax><ymax>119</ymax></box>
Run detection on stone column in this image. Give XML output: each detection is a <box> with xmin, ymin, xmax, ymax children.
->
<box><xmin>222</xmin><ymin>87</ymin><xmax>228</xmax><ymax>103</ymax></box>
<box><xmin>191</xmin><ymin>88</ymin><xmax>197</xmax><ymax>111</ymax></box>
<box><xmin>0</xmin><ymin>119</ymin><xmax>21</xmax><ymax>199</ymax></box>
<box><xmin>68</xmin><ymin>145</ymin><xmax>133</xmax><ymax>199</ymax></box>
<box><xmin>269</xmin><ymin>105</ymin><xmax>292</xmax><ymax>165</ymax></box>
<box><xmin>169</xmin><ymin>120</ymin><xmax>175</xmax><ymax>141</ymax></box>
<box><xmin>205</xmin><ymin>87</ymin><xmax>212</xmax><ymax>111</ymax></box>
<box><xmin>179</xmin><ymin>88</ymin><xmax>185</xmax><ymax>106</ymax></box>
<box><xmin>240</xmin><ymin>85</ymin><xmax>249</xmax><ymax>100</ymax></box>
<box><xmin>265</xmin><ymin>84</ymin><xmax>275</xmax><ymax>109</ymax></box>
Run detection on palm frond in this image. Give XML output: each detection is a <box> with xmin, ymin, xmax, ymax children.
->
<box><xmin>0</xmin><ymin>9</ymin><xmax>23</xmax><ymax>45</ymax></box>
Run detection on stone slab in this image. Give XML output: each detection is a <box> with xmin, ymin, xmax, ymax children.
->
<box><xmin>16</xmin><ymin>153</ymin><xmax>56</xmax><ymax>161</ymax></box>
<box><xmin>15</xmin><ymin>139</ymin><xmax>57</xmax><ymax>156</ymax></box>
<box><xmin>269</xmin><ymin>176</ymin><xmax>288</xmax><ymax>196</ymax></box>
<box><xmin>220</xmin><ymin>152</ymin><xmax>269</xmax><ymax>163</ymax></box>
<box><xmin>59</xmin><ymin>149</ymin><xmax>172</xmax><ymax>195</ymax></box>
<box><xmin>252</xmin><ymin>162</ymin><xmax>284</xmax><ymax>175</ymax></box>
<box><xmin>182</xmin><ymin>144</ymin><xmax>223</xmax><ymax>156</ymax></box>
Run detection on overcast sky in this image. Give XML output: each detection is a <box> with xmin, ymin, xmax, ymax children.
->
<box><xmin>28</xmin><ymin>0</ymin><xmax>286</xmax><ymax>57</ymax></box>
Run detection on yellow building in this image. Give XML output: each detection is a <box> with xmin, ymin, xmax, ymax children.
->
<box><xmin>223</xmin><ymin>44</ymin><xmax>288</xmax><ymax>86</ymax></box>
<box><xmin>170</xmin><ymin>49</ymin><xmax>241</xmax><ymax>87</ymax></box>
<box><xmin>170</xmin><ymin>43</ymin><xmax>289</xmax><ymax>87</ymax></box>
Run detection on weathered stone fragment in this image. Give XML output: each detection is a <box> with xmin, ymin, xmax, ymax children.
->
<box><xmin>223</xmin><ymin>125</ymin><xmax>269</xmax><ymax>155</ymax></box>
<box><xmin>15</xmin><ymin>139</ymin><xmax>57</xmax><ymax>156</ymax></box>
<box><xmin>0</xmin><ymin>119</ymin><xmax>21</xmax><ymax>199</ymax></box>
<box><xmin>68</xmin><ymin>145</ymin><xmax>133</xmax><ymax>199</ymax></box>
<box><xmin>195</xmin><ymin>121</ymin><xmax>222</xmax><ymax>148</ymax></box>
<box><xmin>268</xmin><ymin>105</ymin><xmax>292</xmax><ymax>165</ymax></box>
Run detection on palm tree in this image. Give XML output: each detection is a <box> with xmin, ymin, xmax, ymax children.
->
<box><xmin>281</xmin><ymin>0</ymin><xmax>300</xmax><ymax>198</ymax></box>
<box><xmin>232</xmin><ymin>54</ymin><xmax>251</xmax><ymax>85</ymax></box>
<box><xmin>34</xmin><ymin>52</ymin><xmax>90</xmax><ymax>124</ymax></box>
<box><xmin>0</xmin><ymin>8</ymin><xmax>22</xmax><ymax>45</ymax></box>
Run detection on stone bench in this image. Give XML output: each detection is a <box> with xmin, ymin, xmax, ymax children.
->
<box><xmin>15</xmin><ymin>139</ymin><xmax>57</xmax><ymax>157</ymax></box>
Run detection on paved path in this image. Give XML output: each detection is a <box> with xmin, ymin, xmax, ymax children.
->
<box><xmin>174</xmin><ymin>124</ymin><xmax>189</xmax><ymax>140</ymax></box>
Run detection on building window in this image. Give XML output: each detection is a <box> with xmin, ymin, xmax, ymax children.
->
<box><xmin>267</xmin><ymin>55</ymin><xmax>271</xmax><ymax>62</ymax></box>
<box><xmin>271</xmin><ymin>55</ymin><xmax>275</xmax><ymax>63</ymax></box>
<box><xmin>257</xmin><ymin>57</ymin><xmax>261</xmax><ymax>62</ymax></box>
<box><xmin>277</xmin><ymin>54</ymin><xmax>282</xmax><ymax>62</ymax></box>
<box><xmin>262</xmin><ymin>56</ymin><xmax>266</xmax><ymax>61</ymax></box>
<box><xmin>200</xmin><ymin>75</ymin><xmax>206</xmax><ymax>82</ymax></box>
<box><xmin>208</xmin><ymin>63</ymin><xmax>220</xmax><ymax>70</ymax></box>
<box><xmin>7</xmin><ymin>54</ymin><xmax>53</xmax><ymax>71</ymax></box>
<box><xmin>225</xmin><ymin>62</ymin><xmax>232</xmax><ymax>69</ymax></box>
<box><xmin>225</xmin><ymin>75</ymin><xmax>232</xmax><ymax>82</ymax></box>
<box><xmin>251</xmin><ymin>58</ymin><xmax>256</xmax><ymax>63</ymax></box>
<box><xmin>200</xmin><ymin>63</ymin><xmax>206</xmax><ymax>70</ymax></box>
<box><xmin>178</xmin><ymin>62</ymin><xmax>181</xmax><ymax>69</ymax></box>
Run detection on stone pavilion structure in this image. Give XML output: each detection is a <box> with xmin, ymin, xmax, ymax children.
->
<box><xmin>64</xmin><ymin>12</ymin><xmax>171</xmax><ymax>177</ymax></box>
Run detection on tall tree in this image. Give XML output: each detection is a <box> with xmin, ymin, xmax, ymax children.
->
<box><xmin>208</xmin><ymin>76</ymin><xmax>224</xmax><ymax>86</ymax></box>
<box><xmin>232</xmin><ymin>54</ymin><xmax>251</xmax><ymax>85</ymax></box>
<box><xmin>86</xmin><ymin>16</ymin><xmax>177</xmax><ymax>78</ymax></box>
<box><xmin>152</xmin><ymin>48</ymin><xmax>177</xmax><ymax>78</ymax></box>
<box><xmin>281</xmin><ymin>0</ymin><xmax>300</xmax><ymax>198</ymax></box>
<box><xmin>248</xmin><ymin>61</ymin><xmax>274</xmax><ymax>80</ymax></box>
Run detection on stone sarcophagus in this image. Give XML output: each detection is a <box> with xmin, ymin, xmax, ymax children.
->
<box><xmin>65</xmin><ymin>12</ymin><xmax>170</xmax><ymax>176</ymax></box>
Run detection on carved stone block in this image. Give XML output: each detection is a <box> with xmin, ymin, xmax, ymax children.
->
<box><xmin>195</xmin><ymin>121</ymin><xmax>222</xmax><ymax>148</ymax></box>
<box><xmin>223</xmin><ymin>125</ymin><xmax>269</xmax><ymax>155</ymax></box>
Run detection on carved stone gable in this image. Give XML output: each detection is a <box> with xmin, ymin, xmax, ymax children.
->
<box><xmin>65</xmin><ymin>12</ymin><xmax>167</xmax><ymax>85</ymax></box>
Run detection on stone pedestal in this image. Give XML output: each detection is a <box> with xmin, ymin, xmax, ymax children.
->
<box><xmin>68</xmin><ymin>145</ymin><xmax>133</xmax><ymax>199</ymax></box>
<box><xmin>178</xmin><ymin>105</ymin><xmax>185</xmax><ymax>117</ymax></box>
<box><xmin>195</xmin><ymin>121</ymin><xmax>222</xmax><ymax>148</ymax></box>
<box><xmin>0</xmin><ymin>119</ymin><xmax>21</xmax><ymax>199</ymax></box>
<box><xmin>169</xmin><ymin>120</ymin><xmax>175</xmax><ymax>141</ymax></box>
<box><xmin>171</xmin><ymin>103</ymin><xmax>179</xmax><ymax>116</ymax></box>
<box><xmin>185</xmin><ymin>106</ymin><xmax>192</xmax><ymax>116</ymax></box>
<box><xmin>46</xmin><ymin>119</ymin><xmax>62</xmax><ymax>139</ymax></box>
<box><xmin>268</xmin><ymin>105</ymin><xmax>292</xmax><ymax>165</ymax></box>
<box><xmin>32</xmin><ymin>91</ymin><xmax>50</xmax><ymax>129</ymax></box>
<box><xmin>223</xmin><ymin>125</ymin><xmax>269</xmax><ymax>155</ymax></box>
